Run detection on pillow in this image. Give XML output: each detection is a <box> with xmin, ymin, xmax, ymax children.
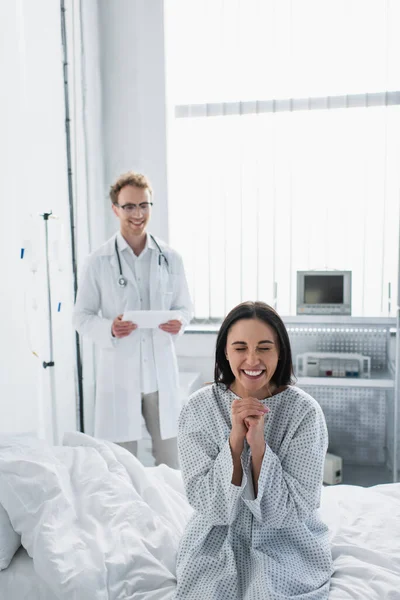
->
<box><xmin>0</xmin><ymin>503</ymin><xmax>21</xmax><ymax>570</ymax></box>
<box><xmin>0</xmin><ymin>432</ymin><xmax>42</xmax><ymax>570</ymax></box>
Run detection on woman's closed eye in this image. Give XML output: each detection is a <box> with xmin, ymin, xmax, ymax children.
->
<box><xmin>235</xmin><ymin>347</ymin><xmax>271</xmax><ymax>352</ymax></box>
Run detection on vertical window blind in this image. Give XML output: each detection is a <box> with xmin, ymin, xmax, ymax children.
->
<box><xmin>165</xmin><ymin>0</ymin><xmax>400</xmax><ymax>319</ymax></box>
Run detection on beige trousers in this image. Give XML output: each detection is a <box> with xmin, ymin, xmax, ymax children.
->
<box><xmin>117</xmin><ymin>391</ymin><xmax>179</xmax><ymax>469</ymax></box>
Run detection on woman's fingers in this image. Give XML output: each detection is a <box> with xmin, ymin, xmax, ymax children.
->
<box><xmin>233</xmin><ymin>408</ymin><xmax>265</xmax><ymax>418</ymax></box>
<box><xmin>244</xmin><ymin>415</ymin><xmax>266</xmax><ymax>431</ymax></box>
<box><xmin>244</xmin><ymin>415</ymin><xmax>262</xmax><ymax>427</ymax></box>
<box><xmin>232</xmin><ymin>398</ymin><xmax>267</xmax><ymax>411</ymax></box>
<box><xmin>231</xmin><ymin>398</ymin><xmax>270</xmax><ymax>437</ymax></box>
<box><xmin>232</xmin><ymin>402</ymin><xmax>269</xmax><ymax>418</ymax></box>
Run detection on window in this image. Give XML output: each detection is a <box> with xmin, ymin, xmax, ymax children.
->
<box><xmin>165</xmin><ymin>0</ymin><xmax>400</xmax><ymax>319</ymax></box>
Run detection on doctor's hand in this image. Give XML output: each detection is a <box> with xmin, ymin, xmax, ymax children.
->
<box><xmin>111</xmin><ymin>315</ymin><xmax>137</xmax><ymax>338</ymax></box>
<box><xmin>159</xmin><ymin>320</ymin><xmax>182</xmax><ymax>335</ymax></box>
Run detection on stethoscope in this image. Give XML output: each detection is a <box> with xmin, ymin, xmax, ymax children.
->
<box><xmin>115</xmin><ymin>235</ymin><xmax>169</xmax><ymax>288</ymax></box>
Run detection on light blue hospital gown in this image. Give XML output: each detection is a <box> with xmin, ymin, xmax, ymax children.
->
<box><xmin>175</xmin><ymin>384</ymin><xmax>333</xmax><ymax>600</ymax></box>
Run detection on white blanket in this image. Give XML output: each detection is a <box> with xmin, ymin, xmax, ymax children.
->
<box><xmin>322</xmin><ymin>483</ymin><xmax>400</xmax><ymax>599</ymax></box>
<box><xmin>1</xmin><ymin>433</ymin><xmax>400</xmax><ymax>599</ymax></box>
<box><xmin>0</xmin><ymin>432</ymin><xmax>193</xmax><ymax>600</ymax></box>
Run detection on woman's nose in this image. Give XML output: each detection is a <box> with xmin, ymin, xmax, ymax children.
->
<box><xmin>246</xmin><ymin>351</ymin><xmax>260</xmax><ymax>366</ymax></box>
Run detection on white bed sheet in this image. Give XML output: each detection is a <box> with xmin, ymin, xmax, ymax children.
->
<box><xmin>0</xmin><ymin>433</ymin><xmax>399</xmax><ymax>599</ymax></box>
<box><xmin>323</xmin><ymin>483</ymin><xmax>400</xmax><ymax>599</ymax></box>
<box><xmin>0</xmin><ymin>546</ymin><xmax>55</xmax><ymax>600</ymax></box>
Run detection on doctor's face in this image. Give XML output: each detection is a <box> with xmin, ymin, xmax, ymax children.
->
<box><xmin>226</xmin><ymin>318</ymin><xmax>280</xmax><ymax>399</ymax></box>
<box><xmin>112</xmin><ymin>185</ymin><xmax>152</xmax><ymax>237</ymax></box>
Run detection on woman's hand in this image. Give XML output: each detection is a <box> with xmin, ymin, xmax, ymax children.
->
<box><xmin>230</xmin><ymin>397</ymin><xmax>268</xmax><ymax>451</ymax></box>
<box><xmin>244</xmin><ymin>413</ymin><xmax>268</xmax><ymax>455</ymax></box>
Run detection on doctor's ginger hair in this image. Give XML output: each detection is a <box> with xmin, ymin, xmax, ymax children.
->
<box><xmin>109</xmin><ymin>171</ymin><xmax>153</xmax><ymax>205</ymax></box>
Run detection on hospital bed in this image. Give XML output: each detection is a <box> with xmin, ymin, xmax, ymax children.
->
<box><xmin>1</xmin><ymin>433</ymin><xmax>399</xmax><ymax>600</ymax></box>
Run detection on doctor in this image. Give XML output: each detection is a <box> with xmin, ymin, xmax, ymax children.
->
<box><xmin>73</xmin><ymin>171</ymin><xmax>193</xmax><ymax>468</ymax></box>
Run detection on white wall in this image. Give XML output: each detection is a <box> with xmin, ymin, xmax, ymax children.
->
<box><xmin>89</xmin><ymin>1</ymin><xmax>219</xmax><ymax>393</ymax></box>
<box><xmin>0</xmin><ymin>0</ymin><xmax>77</xmax><ymax>441</ymax></box>
<box><xmin>97</xmin><ymin>0</ymin><xmax>169</xmax><ymax>242</ymax></box>
<box><xmin>71</xmin><ymin>0</ymin><xmax>109</xmax><ymax>435</ymax></box>
<box><xmin>175</xmin><ymin>333</ymin><xmax>217</xmax><ymax>386</ymax></box>
<box><xmin>74</xmin><ymin>0</ymin><xmax>172</xmax><ymax>432</ymax></box>
<box><xmin>83</xmin><ymin>1</ymin><xmax>213</xmax><ymax>397</ymax></box>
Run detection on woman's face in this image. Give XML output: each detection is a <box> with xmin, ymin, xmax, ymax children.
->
<box><xmin>225</xmin><ymin>318</ymin><xmax>280</xmax><ymax>399</ymax></box>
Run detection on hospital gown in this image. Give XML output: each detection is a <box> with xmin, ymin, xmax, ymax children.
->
<box><xmin>175</xmin><ymin>384</ymin><xmax>333</xmax><ymax>600</ymax></box>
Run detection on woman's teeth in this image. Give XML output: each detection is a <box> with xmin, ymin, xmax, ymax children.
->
<box><xmin>243</xmin><ymin>370</ymin><xmax>264</xmax><ymax>377</ymax></box>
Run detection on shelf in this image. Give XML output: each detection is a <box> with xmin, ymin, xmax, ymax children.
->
<box><xmin>283</xmin><ymin>315</ymin><xmax>396</xmax><ymax>327</ymax></box>
<box><xmin>186</xmin><ymin>316</ymin><xmax>397</xmax><ymax>334</ymax></box>
<box><xmin>297</xmin><ymin>372</ymin><xmax>394</xmax><ymax>389</ymax></box>
<box><xmin>186</xmin><ymin>324</ymin><xmax>219</xmax><ymax>334</ymax></box>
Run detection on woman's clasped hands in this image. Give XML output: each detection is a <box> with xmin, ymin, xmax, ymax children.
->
<box><xmin>230</xmin><ymin>397</ymin><xmax>269</xmax><ymax>453</ymax></box>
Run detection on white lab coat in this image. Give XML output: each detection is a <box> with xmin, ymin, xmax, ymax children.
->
<box><xmin>73</xmin><ymin>233</ymin><xmax>193</xmax><ymax>442</ymax></box>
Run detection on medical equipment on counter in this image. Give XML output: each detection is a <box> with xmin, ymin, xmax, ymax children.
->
<box><xmin>115</xmin><ymin>234</ymin><xmax>169</xmax><ymax>288</ymax></box>
<box><xmin>296</xmin><ymin>352</ymin><xmax>371</xmax><ymax>378</ymax></box>
<box><xmin>297</xmin><ymin>270</ymin><xmax>352</xmax><ymax>315</ymax></box>
<box><xmin>324</xmin><ymin>453</ymin><xmax>343</xmax><ymax>485</ymax></box>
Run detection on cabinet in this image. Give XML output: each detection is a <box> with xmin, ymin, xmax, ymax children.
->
<box><xmin>283</xmin><ymin>316</ymin><xmax>398</xmax><ymax>483</ymax></box>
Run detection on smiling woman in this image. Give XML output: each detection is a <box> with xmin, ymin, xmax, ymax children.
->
<box><xmin>228</xmin><ymin>323</ymin><xmax>279</xmax><ymax>392</ymax></box>
<box><xmin>176</xmin><ymin>301</ymin><xmax>333</xmax><ymax>599</ymax></box>
<box><xmin>215</xmin><ymin>301</ymin><xmax>294</xmax><ymax>394</ymax></box>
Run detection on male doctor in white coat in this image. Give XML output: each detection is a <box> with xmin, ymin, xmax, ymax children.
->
<box><xmin>73</xmin><ymin>171</ymin><xmax>193</xmax><ymax>468</ymax></box>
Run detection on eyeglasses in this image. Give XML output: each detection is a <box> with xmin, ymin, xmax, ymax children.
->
<box><xmin>115</xmin><ymin>202</ymin><xmax>153</xmax><ymax>214</ymax></box>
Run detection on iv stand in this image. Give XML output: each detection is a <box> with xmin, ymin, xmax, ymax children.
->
<box><xmin>41</xmin><ymin>211</ymin><xmax>59</xmax><ymax>445</ymax></box>
<box><xmin>393</xmin><ymin>209</ymin><xmax>400</xmax><ymax>482</ymax></box>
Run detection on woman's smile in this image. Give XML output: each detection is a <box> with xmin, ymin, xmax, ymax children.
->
<box><xmin>241</xmin><ymin>368</ymin><xmax>266</xmax><ymax>381</ymax></box>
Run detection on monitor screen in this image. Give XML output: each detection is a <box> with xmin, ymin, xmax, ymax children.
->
<box><xmin>304</xmin><ymin>275</ymin><xmax>344</xmax><ymax>304</ymax></box>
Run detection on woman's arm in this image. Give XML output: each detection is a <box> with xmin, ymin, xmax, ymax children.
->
<box><xmin>250</xmin><ymin>444</ymin><xmax>265</xmax><ymax>497</ymax></box>
<box><xmin>179</xmin><ymin>391</ymin><xmax>269</xmax><ymax>525</ymax></box>
<box><xmin>229</xmin><ymin>434</ymin><xmax>244</xmax><ymax>487</ymax></box>
<box><xmin>242</xmin><ymin>402</ymin><xmax>328</xmax><ymax>527</ymax></box>
<box><xmin>178</xmin><ymin>430</ymin><xmax>248</xmax><ymax>526</ymax></box>
<box><xmin>178</xmin><ymin>393</ymin><xmax>252</xmax><ymax>527</ymax></box>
